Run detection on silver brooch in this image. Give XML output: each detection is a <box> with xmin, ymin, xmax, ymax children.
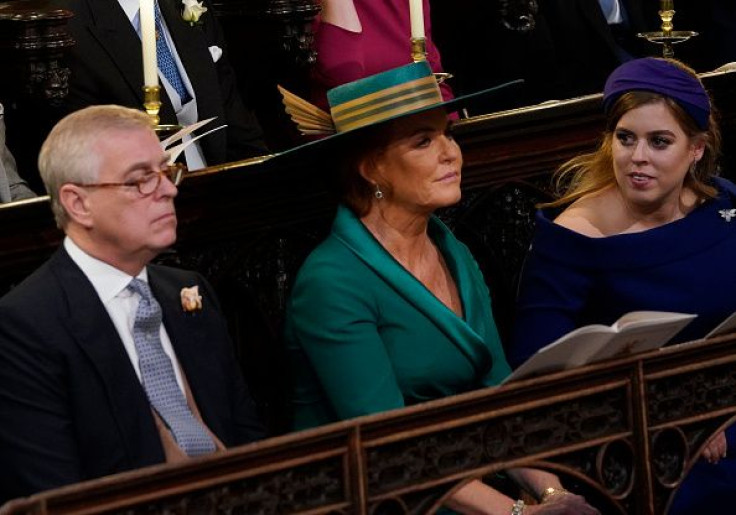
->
<box><xmin>719</xmin><ymin>209</ymin><xmax>736</xmax><ymax>222</ymax></box>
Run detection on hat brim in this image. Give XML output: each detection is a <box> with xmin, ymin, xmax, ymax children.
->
<box><xmin>267</xmin><ymin>78</ymin><xmax>524</xmax><ymax>168</ymax></box>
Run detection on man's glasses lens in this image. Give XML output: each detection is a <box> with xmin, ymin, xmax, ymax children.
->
<box><xmin>70</xmin><ymin>163</ymin><xmax>186</xmax><ymax>195</ymax></box>
<box><xmin>138</xmin><ymin>165</ymin><xmax>185</xmax><ymax>195</ymax></box>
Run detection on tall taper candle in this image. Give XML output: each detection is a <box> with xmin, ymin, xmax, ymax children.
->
<box><xmin>140</xmin><ymin>0</ymin><xmax>158</xmax><ymax>87</ymax></box>
<box><xmin>409</xmin><ymin>0</ymin><xmax>424</xmax><ymax>40</ymax></box>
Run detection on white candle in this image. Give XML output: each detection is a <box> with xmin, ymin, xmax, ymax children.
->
<box><xmin>409</xmin><ymin>0</ymin><xmax>424</xmax><ymax>40</ymax></box>
<box><xmin>140</xmin><ymin>0</ymin><xmax>158</xmax><ymax>87</ymax></box>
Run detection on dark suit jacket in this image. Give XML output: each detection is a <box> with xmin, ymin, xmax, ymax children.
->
<box><xmin>539</xmin><ymin>0</ymin><xmax>658</xmax><ymax>98</ymax></box>
<box><xmin>430</xmin><ymin>0</ymin><xmax>658</xmax><ymax>110</ymax></box>
<box><xmin>430</xmin><ymin>0</ymin><xmax>560</xmax><ymax>110</ymax></box>
<box><xmin>55</xmin><ymin>0</ymin><xmax>267</xmax><ymax>164</ymax></box>
<box><xmin>0</xmin><ymin>248</ymin><xmax>265</xmax><ymax>503</ymax></box>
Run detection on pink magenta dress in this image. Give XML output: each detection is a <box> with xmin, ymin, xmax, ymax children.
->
<box><xmin>311</xmin><ymin>0</ymin><xmax>454</xmax><ymax>110</ymax></box>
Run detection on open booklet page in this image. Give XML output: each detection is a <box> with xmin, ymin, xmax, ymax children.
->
<box><xmin>504</xmin><ymin>311</ymin><xmax>696</xmax><ymax>383</ymax></box>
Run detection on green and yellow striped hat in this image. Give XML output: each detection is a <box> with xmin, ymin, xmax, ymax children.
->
<box><xmin>327</xmin><ymin>62</ymin><xmax>445</xmax><ymax>133</ymax></box>
<box><xmin>273</xmin><ymin>62</ymin><xmax>522</xmax><ymax>163</ymax></box>
<box><xmin>279</xmin><ymin>61</ymin><xmax>521</xmax><ymax>138</ymax></box>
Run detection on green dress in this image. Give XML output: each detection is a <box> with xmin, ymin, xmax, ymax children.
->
<box><xmin>285</xmin><ymin>205</ymin><xmax>511</xmax><ymax>430</ymax></box>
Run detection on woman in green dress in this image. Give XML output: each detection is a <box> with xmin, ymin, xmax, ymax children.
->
<box><xmin>282</xmin><ymin>62</ymin><xmax>598</xmax><ymax>515</ymax></box>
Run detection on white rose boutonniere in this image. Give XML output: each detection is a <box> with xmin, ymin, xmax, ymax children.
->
<box><xmin>182</xmin><ymin>0</ymin><xmax>207</xmax><ymax>26</ymax></box>
<box><xmin>180</xmin><ymin>285</ymin><xmax>203</xmax><ymax>312</ymax></box>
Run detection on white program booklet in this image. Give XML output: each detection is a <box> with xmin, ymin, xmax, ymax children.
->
<box><xmin>504</xmin><ymin>311</ymin><xmax>697</xmax><ymax>383</ymax></box>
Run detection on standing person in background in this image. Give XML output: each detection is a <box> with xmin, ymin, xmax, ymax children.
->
<box><xmin>0</xmin><ymin>105</ymin><xmax>265</xmax><ymax>503</ymax></box>
<box><xmin>431</xmin><ymin>0</ymin><xmax>658</xmax><ymax>111</ymax></box>
<box><xmin>0</xmin><ymin>103</ymin><xmax>35</xmax><ymax>203</ymax></box>
<box><xmin>430</xmin><ymin>0</ymin><xmax>558</xmax><ymax>111</ymax></box>
<box><xmin>310</xmin><ymin>0</ymin><xmax>453</xmax><ymax>111</ymax></box>
<box><xmin>538</xmin><ymin>0</ymin><xmax>657</xmax><ymax>98</ymax></box>
<box><xmin>54</xmin><ymin>0</ymin><xmax>267</xmax><ymax>169</ymax></box>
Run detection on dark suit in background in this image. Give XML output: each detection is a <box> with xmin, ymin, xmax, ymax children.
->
<box><xmin>538</xmin><ymin>0</ymin><xmax>659</xmax><ymax>98</ymax></box>
<box><xmin>57</xmin><ymin>0</ymin><xmax>267</xmax><ymax>164</ymax></box>
<box><xmin>431</xmin><ymin>0</ymin><xmax>658</xmax><ymax>112</ymax></box>
<box><xmin>430</xmin><ymin>0</ymin><xmax>559</xmax><ymax>112</ymax></box>
<box><xmin>0</xmin><ymin>248</ymin><xmax>265</xmax><ymax>503</ymax></box>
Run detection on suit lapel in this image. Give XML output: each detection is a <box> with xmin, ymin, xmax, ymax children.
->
<box><xmin>158</xmin><ymin>0</ymin><xmax>227</xmax><ymax>160</ymax></box>
<box><xmin>159</xmin><ymin>0</ymin><xmax>223</xmax><ymax>118</ymax></box>
<box><xmin>49</xmin><ymin>249</ymin><xmax>164</xmax><ymax>465</ymax></box>
<box><xmin>83</xmin><ymin>0</ymin><xmax>178</xmax><ymax>121</ymax></box>
<box><xmin>148</xmin><ymin>268</ymin><xmax>227</xmax><ymax>438</ymax></box>
<box><xmin>82</xmin><ymin>0</ymin><xmax>147</xmax><ymax>105</ymax></box>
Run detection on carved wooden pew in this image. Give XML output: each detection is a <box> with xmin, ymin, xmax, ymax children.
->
<box><xmin>0</xmin><ymin>6</ymin><xmax>734</xmax><ymax>511</ymax></box>
<box><xmin>2</xmin><ymin>332</ymin><xmax>736</xmax><ymax>515</ymax></box>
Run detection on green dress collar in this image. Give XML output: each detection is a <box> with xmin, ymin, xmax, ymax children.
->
<box><xmin>330</xmin><ymin>205</ymin><xmax>495</xmax><ymax>378</ymax></box>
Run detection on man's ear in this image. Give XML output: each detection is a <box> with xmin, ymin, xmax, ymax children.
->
<box><xmin>59</xmin><ymin>184</ymin><xmax>94</xmax><ymax>228</ymax></box>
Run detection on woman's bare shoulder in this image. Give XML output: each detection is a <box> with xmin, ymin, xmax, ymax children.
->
<box><xmin>553</xmin><ymin>191</ymin><xmax>615</xmax><ymax>238</ymax></box>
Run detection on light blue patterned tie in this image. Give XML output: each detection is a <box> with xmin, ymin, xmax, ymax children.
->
<box><xmin>128</xmin><ymin>278</ymin><xmax>215</xmax><ymax>457</ymax></box>
<box><xmin>153</xmin><ymin>1</ymin><xmax>192</xmax><ymax>103</ymax></box>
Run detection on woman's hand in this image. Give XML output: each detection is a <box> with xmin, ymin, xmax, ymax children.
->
<box><xmin>701</xmin><ymin>430</ymin><xmax>727</xmax><ymax>464</ymax></box>
<box><xmin>503</xmin><ymin>469</ymin><xmax>599</xmax><ymax>515</ymax></box>
<box><xmin>524</xmin><ymin>491</ymin><xmax>600</xmax><ymax>514</ymax></box>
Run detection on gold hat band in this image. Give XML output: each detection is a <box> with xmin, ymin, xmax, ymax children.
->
<box><xmin>331</xmin><ymin>76</ymin><xmax>442</xmax><ymax>133</ymax></box>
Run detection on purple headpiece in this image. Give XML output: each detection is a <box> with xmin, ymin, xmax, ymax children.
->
<box><xmin>603</xmin><ymin>58</ymin><xmax>710</xmax><ymax>130</ymax></box>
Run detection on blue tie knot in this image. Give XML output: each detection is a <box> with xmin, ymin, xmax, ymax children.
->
<box><xmin>127</xmin><ymin>277</ymin><xmax>153</xmax><ymax>299</ymax></box>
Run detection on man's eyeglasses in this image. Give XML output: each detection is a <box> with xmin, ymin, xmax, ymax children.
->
<box><xmin>71</xmin><ymin>163</ymin><xmax>186</xmax><ymax>196</ymax></box>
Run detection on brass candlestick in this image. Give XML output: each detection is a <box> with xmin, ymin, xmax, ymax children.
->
<box><xmin>410</xmin><ymin>37</ymin><xmax>452</xmax><ymax>83</ymax></box>
<box><xmin>411</xmin><ymin>37</ymin><xmax>427</xmax><ymax>63</ymax></box>
<box><xmin>143</xmin><ymin>85</ymin><xmax>162</xmax><ymax>126</ymax></box>
<box><xmin>637</xmin><ymin>0</ymin><xmax>697</xmax><ymax>58</ymax></box>
<box><xmin>142</xmin><ymin>85</ymin><xmax>183</xmax><ymax>137</ymax></box>
<box><xmin>660</xmin><ymin>0</ymin><xmax>674</xmax><ymax>35</ymax></box>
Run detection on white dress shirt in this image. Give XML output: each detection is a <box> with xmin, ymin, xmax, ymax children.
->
<box><xmin>118</xmin><ymin>0</ymin><xmax>207</xmax><ymax>170</ymax></box>
<box><xmin>64</xmin><ymin>237</ymin><xmax>186</xmax><ymax>393</ymax></box>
